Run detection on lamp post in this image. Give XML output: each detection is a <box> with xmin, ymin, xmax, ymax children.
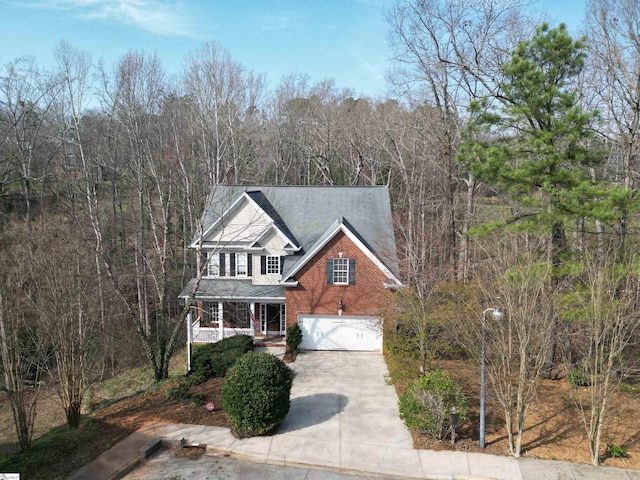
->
<box><xmin>480</xmin><ymin>307</ymin><xmax>502</xmax><ymax>450</ymax></box>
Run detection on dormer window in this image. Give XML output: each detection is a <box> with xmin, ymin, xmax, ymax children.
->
<box><xmin>261</xmin><ymin>255</ymin><xmax>284</xmax><ymax>275</ymax></box>
<box><xmin>266</xmin><ymin>256</ymin><xmax>280</xmax><ymax>274</ymax></box>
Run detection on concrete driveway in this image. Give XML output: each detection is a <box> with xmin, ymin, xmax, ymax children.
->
<box><xmin>84</xmin><ymin>349</ymin><xmax>640</xmax><ymax>480</ymax></box>
<box><xmin>269</xmin><ymin>350</ymin><xmax>417</xmax><ymax>476</ymax></box>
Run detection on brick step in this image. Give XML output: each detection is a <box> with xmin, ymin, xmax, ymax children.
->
<box><xmin>254</xmin><ymin>335</ymin><xmax>286</xmax><ymax>347</ymax></box>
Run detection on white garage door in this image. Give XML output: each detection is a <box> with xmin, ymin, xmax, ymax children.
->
<box><xmin>297</xmin><ymin>315</ymin><xmax>382</xmax><ymax>351</ymax></box>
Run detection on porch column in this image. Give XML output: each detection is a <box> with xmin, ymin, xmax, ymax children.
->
<box><xmin>250</xmin><ymin>302</ymin><xmax>256</xmax><ymax>336</ymax></box>
<box><xmin>186</xmin><ymin>311</ymin><xmax>192</xmax><ymax>372</ymax></box>
<box><xmin>218</xmin><ymin>301</ymin><xmax>223</xmax><ymax>339</ymax></box>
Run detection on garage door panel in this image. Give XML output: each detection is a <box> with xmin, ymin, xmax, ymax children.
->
<box><xmin>298</xmin><ymin>315</ymin><xmax>381</xmax><ymax>351</ymax></box>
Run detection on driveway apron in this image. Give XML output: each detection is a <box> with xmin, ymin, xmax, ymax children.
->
<box><xmin>269</xmin><ymin>351</ymin><xmax>421</xmax><ymax>477</ymax></box>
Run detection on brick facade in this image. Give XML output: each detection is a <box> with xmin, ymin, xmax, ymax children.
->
<box><xmin>285</xmin><ymin>231</ymin><xmax>389</xmax><ymax>329</ymax></box>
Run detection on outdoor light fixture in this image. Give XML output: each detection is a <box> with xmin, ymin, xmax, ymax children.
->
<box><xmin>480</xmin><ymin>307</ymin><xmax>502</xmax><ymax>450</ymax></box>
<box><xmin>338</xmin><ymin>300</ymin><xmax>345</xmax><ymax>316</ymax></box>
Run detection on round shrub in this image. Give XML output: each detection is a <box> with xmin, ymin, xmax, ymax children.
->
<box><xmin>399</xmin><ymin>369</ymin><xmax>467</xmax><ymax>441</ymax></box>
<box><xmin>222</xmin><ymin>352</ymin><xmax>294</xmax><ymax>438</ymax></box>
<box><xmin>286</xmin><ymin>323</ymin><xmax>303</xmax><ymax>352</ymax></box>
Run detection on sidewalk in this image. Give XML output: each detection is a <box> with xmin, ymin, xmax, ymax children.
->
<box><xmin>68</xmin><ymin>421</ymin><xmax>640</xmax><ymax>480</ymax></box>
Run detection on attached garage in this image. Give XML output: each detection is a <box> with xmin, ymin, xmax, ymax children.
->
<box><xmin>297</xmin><ymin>315</ymin><xmax>382</xmax><ymax>351</ymax></box>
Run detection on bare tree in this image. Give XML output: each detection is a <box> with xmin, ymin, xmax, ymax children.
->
<box><xmin>584</xmin><ymin>0</ymin><xmax>640</xmax><ymax>247</ymax></box>
<box><xmin>0</xmin><ymin>57</ymin><xmax>58</xmax><ymax>236</ymax></box>
<box><xmin>22</xmin><ymin>220</ymin><xmax>103</xmax><ymax>428</ymax></box>
<box><xmin>386</xmin><ymin>0</ymin><xmax>535</xmax><ymax>281</ymax></box>
<box><xmin>183</xmin><ymin>42</ymin><xmax>264</xmax><ymax>184</ymax></box>
<box><xmin>461</xmin><ymin>233</ymin><xmax>557</xmax><ymax>457</ymax></box>
<box><xmin>0</xmin><ymin>234</ymin><xmax>45</xmax><ymax>451</ymax></box>
<box><xmin>563</xmin><ymin>248</ymin><xmax>640</xmax><ymax>465</ymax></box>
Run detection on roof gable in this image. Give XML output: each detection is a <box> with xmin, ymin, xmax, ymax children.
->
<box><xmin>193</xmin><ymin>191</ymin><xmax>299</xmax><ymax>250</ymax></box>
<box><xmin>282</xmin><ymin>216</ymin><xmax>402</xmax><ymax>286</ymax></box>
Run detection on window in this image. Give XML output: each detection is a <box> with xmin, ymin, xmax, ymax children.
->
<box><xmin>327</xmin><ymin>258</ymin><xmax>356</xmax><ymax>285</ymax></box>
<box><xmin>266</xmin><ymin>255</ymin><xmax>280</xmax><ymax>274</ymax></box>
<box><xmin>207</xmin><ymin>252</ymin><xmax>219</xmax><ymax>276</ymax></box>
<box><xmin>261</xmin><ymin>255</ymin><xmax>283</xmax><ymax>275</ymax></box>
<box><xmin>207</xmin><ymin>302</ymin><xmax>220</xmax><ymax>326</ymax></box>
<box><xmin>333</xmin><ymin>258</ymin><xmax>349</xmax><ymax>284</ymax></box>
<box><xmin>225</xmin><ymin>302</ymin><xmax>251</xmax><ymax>328</ymax></box>
<box><xmin>236</xmin><ymin>253</ymin><xmax>248</xmax><ymax>276</ymax></box>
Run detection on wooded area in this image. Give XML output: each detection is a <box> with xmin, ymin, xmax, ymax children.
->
<box><xmin>0</xmin><ymin>0</ymin><xmax>639</xmax><ymax>466</ymax></box>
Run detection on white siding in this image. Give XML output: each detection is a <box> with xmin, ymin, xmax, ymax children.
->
<box><xmin>253</xmin><ymin>229</ymin><xmax>289</xmax><ymax>285</ymax></box>
<box><xmin>205</xmin><ymin>200</ymin><xmax>271</xmax><ymax>244</ymax></box>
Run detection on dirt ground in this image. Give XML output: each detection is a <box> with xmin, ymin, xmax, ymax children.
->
<box><xmin>1</xmin><ymin>358</ymin><xmax>639</xmax><ymax>471</ymax></box>
<box><xmin>0</xmin><ymin>377</ymin><xmax>229</xmax><ymax>461</ymax></box>
<box><xmin>414</xmin><ymin>360</ymin><xmax>640</xmax><ymax>470</ymax></box>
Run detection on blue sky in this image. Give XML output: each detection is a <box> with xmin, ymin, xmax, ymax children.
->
<box><xmin>0</xmin><ymin>0</ymin><xmax>585</xmax><ymax>98</ymax></box>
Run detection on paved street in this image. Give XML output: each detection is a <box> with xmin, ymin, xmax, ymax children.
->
<box><xmin>124</xmin><ymin>449</ymin><xmax>401</xmax><ymax>480</ymax></box>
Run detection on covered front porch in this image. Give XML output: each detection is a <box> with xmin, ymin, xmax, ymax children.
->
<box><xmin>187</xmin><ymin>300</ymin><xmax>286</xmax><ymax>344</ymax></box>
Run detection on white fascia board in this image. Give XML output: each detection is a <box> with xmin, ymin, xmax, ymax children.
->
<box><xmin>201</xmin><ymin>242</ymin><xmax>250</xmax><ymax>251</ymax></box>
<box><xmin>242</xmin><ymin>196</ymin><xmax>301</xmax><ymax>251</ymax></box>
<box><xmin>250</xmin><ymin>223</ymin><xmax>300</xmax><ymax>252</ymax></box>
<box><xmin>384</xmin><ymin>279</ymin><xmax>404</xmax><ymax>289</ymax></box>
<box><xmin>341</xmin><ymin>227</ymin><xmax>403</xmax><ymax>286</ymax></box>
<box><xmin>190</xmin><ymin>193</ymin><xmax>249</xmax><ymax>248</ymax></box>
<box><xmin>248</xmin><ymin>225</ymin><xmax>272</xmax><ymax>249</ymax></box>
<box><xmin>191</xmin><ymin>295</ymin><xmax>286</xmax><ymax>302</ymax></box>
<box><xmin>280</xmin><ymin>280</ymin><xmax>299</xmax><ymax>287</ymax></box>
<box><xmin>284</xmin><ymin>221</ymin><xmax>402</xmax><ymax>286</ymax></box>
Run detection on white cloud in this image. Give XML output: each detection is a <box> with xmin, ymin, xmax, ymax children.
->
<box><xmin>18</xmin><ymin>0</ymin><xmax>197</xmax><ymax>38</ymax></box>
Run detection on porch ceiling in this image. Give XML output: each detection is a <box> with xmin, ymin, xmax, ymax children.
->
<box><xmin>180</xmin><ymin>278</ymin><xmax>286</xmax><ymax>301</ymax></box>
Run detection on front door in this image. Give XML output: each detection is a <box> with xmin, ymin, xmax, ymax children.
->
<box><xmin>260</xmin><ymin>304</ymin><xmax>285</xmax><ymax>335</ymax></box>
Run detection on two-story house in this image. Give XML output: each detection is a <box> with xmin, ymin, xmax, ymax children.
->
<box><xmin>180</xmin><ymin>185</ymin><xmax>402</xmax><ymax>365</ymax></box>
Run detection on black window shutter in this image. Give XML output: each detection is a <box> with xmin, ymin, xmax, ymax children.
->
<box><xmin>261</xmin><ymin>255</ymin><xmax>266</xmax><ymax>275</ymax></box>
<box><xmin>280</xmin><ymin>256</ymin><xmax>285</xmax><ymax>274</ymax></box>
<box><xmin>230</xmin><ymin>253</ymin><xmax>236</xmax><ymax>277</ymax></box>
<box><xmin>247</xmin><ymin>254</ymin><xmax>253</xmax><ymax>277</ymax></box>
<box><xmin>219</xmin><ymin>253</ymin><xmax>226</xmax><ymax>276</ymax></box>
<box><xmin>326</xmin><ymin>258</ymin><xmax>334</xmax><ymax>284</ymax></box>
<box><xmin>201</xmin><ymin>251</ymin><xmax>208</xmax><ymax>273</ymax></box>
<box><xmin>348</xmin><ymin>259</ymin><xmax>356</xmax><ymax>285</ymax></box>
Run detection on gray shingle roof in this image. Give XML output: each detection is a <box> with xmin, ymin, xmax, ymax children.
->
<box><xmin>198</xmin><ymin>185</ymin><xmax>399</xmax><ymax>278</ymax></box>
<box><xmin>180</xmin><ymin>278</ymin><xmax>286</xmax><ymax>300</ymax></box>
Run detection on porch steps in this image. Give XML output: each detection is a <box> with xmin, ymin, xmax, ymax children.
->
<box><xmin>254</xmin><ymin>335</ymin><xmax>286</xmax><ymax>348</ymax></box>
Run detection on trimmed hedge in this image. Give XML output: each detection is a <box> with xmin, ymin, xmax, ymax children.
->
<box><xmin>222</xmin><ymin>352</ymin><xmax>294</xmax><ymax>438</ymax></box>
<box><xmin>189</xmin><ymin>335</ymin><xmax>254</xmax><ymax>384</ymax></box>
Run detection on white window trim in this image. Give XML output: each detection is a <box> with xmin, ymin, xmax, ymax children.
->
<box><xmin>236</xmin><ymin>252</ymin><xmax>248</xmax><ymax>276</ymax></box>
<box><xmin>333</xmin><ymin>257</ymin><xmax>349</xmax><ymax>285</ymax></box>
<box><xmin>207</xmin><ymin>252</ymin><xmax>219</xmax><ymax>276</ymax></box>
<box><xmin>266</xmin><ymin>255</ymin><xmax>280</xmax><ymax>275</ymax></box>
<box><xmin>208</xmin><ymin>302</ymin><xmax>220</xmax><ymax>326</ymax></box>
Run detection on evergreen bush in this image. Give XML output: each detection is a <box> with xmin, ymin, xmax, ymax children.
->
<box><xmin>399</xmin><ymin>369</ymin><xmax>467</xmax><ymax>441</ymax></box>
<box><xmin>165</xmin><ymin>381</ymin><xmax>192</xmax><ymax>401</ymax></box>
<box><xmin>222</xmin><ymin>352</ymin><xmax>294</xmax><ymax>438</ymax></box>
<box><xmin>286</xmin><ymin>323</ymin><xmax>303</xmax><ymax>352</ymax></box>
<box><xmin>189</xmin><ymin>335</ymin><xmax>253</xmax><ymax>383</ymax></box>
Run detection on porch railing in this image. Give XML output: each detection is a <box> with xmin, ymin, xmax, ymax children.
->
<box><xmin>191</xmin><ymin>326</ymin><xmax>252</xmax><ymax>343</ymax></box>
